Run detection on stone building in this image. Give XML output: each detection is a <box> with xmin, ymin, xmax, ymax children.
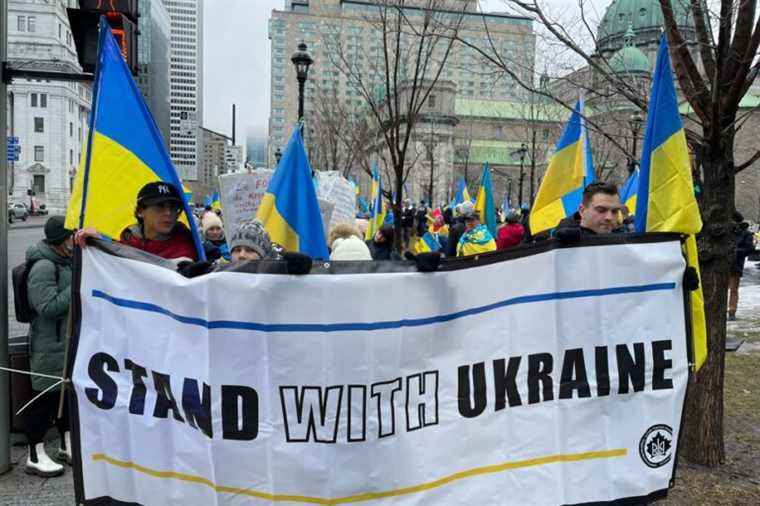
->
<box><xmin>6</xmin><ymin>0</ymin><xmax>92</xmax><ymax>214</ymax></box>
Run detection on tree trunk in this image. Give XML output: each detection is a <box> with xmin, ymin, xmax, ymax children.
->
<box><xmin>679</xmin><ymin>146</ymin><xmax>734</xmax><ymax>467</ymax></box>
<box><xmin>393</xmin><ymin>168</ymin><xmax>404</xmax><ymax>253</ymax></box>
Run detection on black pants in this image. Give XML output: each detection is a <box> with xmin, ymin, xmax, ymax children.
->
<box><xmin>23</xmin><ymin>389</ymin><xmax>69</xmax><ymax>445</ymax></box>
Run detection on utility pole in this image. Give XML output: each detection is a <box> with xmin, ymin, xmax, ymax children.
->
<box><xmin>529</xmin><ymin>130</ymin><xmax>537</xmax><ymax>205</ymax></box>
<box><xmin>231</xmin><ymin>103</ymin><xmax>236</xmax><ymax>145</ymax></box>
<box><xmin>1</xmin><ymin>0</ymin><xmax>12</xmax><ymax>474</ymax></box>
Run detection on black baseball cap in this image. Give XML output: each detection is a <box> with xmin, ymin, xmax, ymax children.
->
<box><xmin>136</xmin><ymin>182</ymin><xmax>183</xmax><ymax>208</ymax></box>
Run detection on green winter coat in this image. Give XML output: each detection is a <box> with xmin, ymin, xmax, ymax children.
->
<box><xmin>25</xmin><ymin>241</ymin><xmax>72</xmax><ymax>391</ymax></box>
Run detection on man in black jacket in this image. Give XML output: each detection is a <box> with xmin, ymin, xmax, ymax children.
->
<box><xmin>728</xmin><ymin>216</ymin><xmax>756</xmax><ymax>321</ymax></box>
<box><xmin>554</xmin><ymin>182</ymin><xmax>623</xmax><ymax>240</ymax></box>
<box><xmin>445</xmin><ymin>203</ymin><xmax>467</xmax><ymax>257</ymax></box>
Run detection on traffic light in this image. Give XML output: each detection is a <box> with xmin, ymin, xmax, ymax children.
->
<box><xmin>67</xmin><ymin>1</ymin><xmax>139</xmax><ymax>75</ymax></box>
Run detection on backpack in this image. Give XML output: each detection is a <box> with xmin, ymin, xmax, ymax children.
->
<box><xmin>12</xmin><ymin>259</ymin><xmax>59</xmax><ymax>323</ymax></box>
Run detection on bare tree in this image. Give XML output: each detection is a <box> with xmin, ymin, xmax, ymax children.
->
<box><xmin>325</xmin><ymin>0</ymin><xmax>466</xmax><ymax>250</ymax></box>
<box><xmin>455</xmin><ymin>0</ymin><xmax>760</xmax><ymax>466</ymax></box>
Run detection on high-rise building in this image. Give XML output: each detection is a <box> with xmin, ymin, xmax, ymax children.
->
<box><xmin>166</xmin><ymin>0</ymin><xmax>203</xmax><ymax>180</ymax></box>
<box><xmin>268</xmin><ymin>0</ymin><xmax>535</xmax><ymax>201</ymax></box>
<box><xmin>245</xmin><ymin>129</ymin><xmax>268</xmax><ymax>168</ymax></box>
<box><xmin>199</xmin><ymin>127</ymin><xmax>230</xmax><ymax>187</ymax></box>
<box><xmin>136</xmin><ymin>0</ymin><xmax>172</xmax><ymax>146</ymax></box>
<box><xmin>6</xmin><ymin>0</ymin><xmax>92</xmax><ymax>214</ymax></box>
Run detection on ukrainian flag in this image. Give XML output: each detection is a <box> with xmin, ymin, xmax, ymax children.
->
<box><xmin>364</xmin><ymin>164</ymin><xmax>386</xmax><ymax>241</ymax></box>
<box><xmin>413</xmin><ymin>231</ymin><xmax>441</xmax><ymax>254</ymax></box>
<box><xmin>182</xmin><ymin>185</ymin><xmax>193</xmax><ymax>205</ymax></box>
<box><xmin>451</xmin><ymin>177</ymin><xmax>472</xmax><ymax>207</ymax></box>
<box><xmin>634</xmin><ymin>34</ymin><xmax>706</xmax><ymax>371</ymax></box>
<box><xmin>210</xmin><ymin>191</ymin><xmax>222</xmax><ymax>211</ymax></box>
<box><xmin>474</xmin><ymin>163</ymin><xmax>497</xmax><ymax>236</ymax></box>
<box><xmin>65</xmin><ymin>18</ymin><xmax>204</xmax><ymax>257</ymax></box>
<box><xmin>256</xmin><ymin>127</ymin><xmax>329</xmax><ymax>259</ymax></box>
<box><xmin>530</xmin><ymin>97</ymin><xmax>595</xmax><ymax>234</ymax></box>
<box><xmin>620</xmin><ymin>169</ymin><xmax>638</xmax><ymax>213</ymax></box>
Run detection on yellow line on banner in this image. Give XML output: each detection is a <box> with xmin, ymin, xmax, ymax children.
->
<box><xmin>92</xmin><ymin>448</ymin><xmax>626</xmax><ymax>504</ymax></box>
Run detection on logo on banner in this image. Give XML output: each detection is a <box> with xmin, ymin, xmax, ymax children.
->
<box><xmin>639</xmin><ymin>424</ymin><xmax>673</xmax><ymax>468</ymax></box>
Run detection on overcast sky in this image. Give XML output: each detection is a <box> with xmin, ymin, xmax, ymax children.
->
<box><xmin>202</xmin><ymin>1</ymin><xmax>609</xmax><ymax>144</ymax></box>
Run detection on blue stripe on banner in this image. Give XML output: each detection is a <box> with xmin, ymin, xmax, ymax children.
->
<box><xmin>91</xmin><ymin>282</ymin><xmax>676</xmax><ymax>333</ymax></box>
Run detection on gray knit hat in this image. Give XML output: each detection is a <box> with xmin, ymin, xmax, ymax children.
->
<box><xmin>229</xmin><ymin>219</ymin><xmax>273</xmax><ymax>259</ymax></box>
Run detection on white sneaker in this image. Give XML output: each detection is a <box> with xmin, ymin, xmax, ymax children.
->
<box><xmin>54</xmin><ymin>431</ymin><xmax>72</xmax><ymax>465</ymax></box>
<box><xmin>25</xmin><ymin>443</ymin><xmax>65</xmax><ymax>477</ymax></box>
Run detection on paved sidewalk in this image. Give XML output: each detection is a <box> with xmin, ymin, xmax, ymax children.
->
<box><xmin>0</xmin><ymin>439</ymin><xmax>75</xmax><ymax>505</ymax></box>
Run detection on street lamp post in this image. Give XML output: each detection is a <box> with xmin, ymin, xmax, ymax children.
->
<box><xmin>506</xmin><ymin>177</ymin><xmax>513</xmax><ymax>207</ymax></box>
<box><xmin>510</xmin><ymin>143</ymin><xmax>528</xmax><ymax>205</ymax></box>
<box><xmin>290</xmin><ymin>42</ymin><xmax>313</xmax><ymax>129</ymax></box>
<box><xmin>628</xmin><ymin>112</ymin><xmax>643</xmax><ymax>175</ymax></box>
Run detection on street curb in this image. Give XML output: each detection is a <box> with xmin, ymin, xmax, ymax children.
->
<box><xmin>9</xmin><ymin>223</ymin><xmax>44</xmax><ymax>230</ymax></box>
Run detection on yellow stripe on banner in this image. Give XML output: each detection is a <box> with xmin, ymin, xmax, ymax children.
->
<box><xmin>256</xmin><ymin>193</ymin><xmax>300</xmax><ymax>252</ymax></box>
<box><xmin>92</xmin><ymin>448</ymin><xmax>627</xmax><ymax>504</ymax></box>
<box><xmin>65</xmin><ymin>132</ymin><xmax>190</xmax><ymax>238</ymax></box>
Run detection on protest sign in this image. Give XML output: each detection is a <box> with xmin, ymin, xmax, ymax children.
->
<box><xmin>315</xmin><ymin>171</ymin><xmax>357</xmax><ymax>229</ymax></box>
<box><xmin>69</xmin><ymin>235</ymin><xmax>689</xmax><ymax>505</ymax></box>
<box><xmin>218</xmin><ymin>170</ymin><xmax>272</xmax><ymax>240</ymax></box>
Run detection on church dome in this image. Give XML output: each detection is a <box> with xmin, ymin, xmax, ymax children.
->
<box><xmin>608</xmin><ymin>26</ymin><xmax>650</xmax><ymax>73</ymax></box>
<box><xmin>597</xmin><ymin>0</ymin><xmax>696</xmax><ymax>52</ymax></box>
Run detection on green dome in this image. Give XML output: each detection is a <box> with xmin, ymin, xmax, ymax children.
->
<box><xmin>597</xmin><ymin>0</ymin><xmax>695</xmax><ymax>51</ymax></box>
<box><xmin>609</xmin><ymin>45</ymin><xmax>650</xmax><ymax>73</ymax></box>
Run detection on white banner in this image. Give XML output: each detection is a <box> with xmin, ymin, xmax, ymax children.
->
<box><xmin>70</xmin><ymin>238</ymin><xmax>689</xmax><ymax>505</ymax></box>
<box><xmin>218</xmin><ymin>170</ymin><xmax>273</xmax><ymax>240</ymax></box>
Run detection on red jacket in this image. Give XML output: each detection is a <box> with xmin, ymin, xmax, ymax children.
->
<box><xmin>120</xmin><ymin>223</ymin><xmax>198</xmax><ymax>261</ymax></box>
<box><xmin>496</xmin><ymin>223</ymin><xmax>525</xmax><ymax>250</ymax></box>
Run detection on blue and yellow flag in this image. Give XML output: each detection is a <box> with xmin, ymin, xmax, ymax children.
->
<box><xmin>256</xmin><ymin>127</ymin><xmax>329</xmax><ymax>259</ymax></box>
<box><xmin>65</xmin><ymin>18</ymin><xmax>204</xmax><ymax>258</ymax></box>
<box><xmin>451</xmin><ymin>177</ymin><xmax>472</xmax><ymax>207</ymax></box>
<box><xmin>364</xmin><ymin>164</ymin><xmax>386</xmax><ymax>241</ymax></box>
<box><xmin>635</xmin><ymin>34</ymin><xmax>706</xmax><ymax>370</ymax></box>
<box><xmin>474</xmin><ymin>163</ymin><xmax>497</xmax><ymax>236</ymax></box>
<box><xmin>210</xmin><ymin>191</ymin><xmax>221</xmax><ymax>211</ymax></box>
<box><xmin>182</xmin><ymin>185</ymin><xmax>193</xmax><ymax>205</ymax></box>
<box><xmin>620</xmin><ymin>169</ymin><xmax>638</xmax><ymax>213</ymax></box>
<box><xmin>530</xmin><ymin>97</ymin><xmax>595</xmax><ymax>234</ymax></box>
<box><xmin>413</xmin><ymin>231</ymin><xmax>442</xmax><ymax>254</ymax></box>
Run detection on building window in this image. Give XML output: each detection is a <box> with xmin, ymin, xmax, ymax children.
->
<box><xmin>428</xmin><ymin>94</ymin><xmax>436</xmax><ymax>108</ymax></box>
<box><xmin>27</xmin><ymin>16</ymin><xmax>35</xmax><ymax>33</ymax></box>
<box><xmin>18</xmin><ymin>16</ymin><xmax>25</xmax><ymax>32</ymax></box>
<box><xmin>59</xmin><ymin>24</ymin><xmax>62</xmax><ymax>38</ymax></box>
<box><xmin>34</xmin><ymin>117</ymin><xmax>44</xmax><ymax>133</ymax></box>
<box><xmin>33</xmin><ymin>175</ymin><xmax>45</xmax><ymax>194</ymax></box>
<box><xmin>34</xmin><ymin>145</ymin><xmax>44</xmax><ymax>162</ymax></box>
<box><xmin>40</xmin><ymin>94</ymin><xmax>47</xmax><ymax>108</ymax></box>
<box><xmin>70</xmin><ymin>149</ymin><xmax>73</xmax><ymax>165</ymax></box>
<box><xmin>69</xmin><ymin>122</ymin><xmax>73</xmax><ymax>137</ymax></box>
<box><xmin>30</xmin><ymin>93</ymin><xmax>37</xmax><ymax>107</ymax></box>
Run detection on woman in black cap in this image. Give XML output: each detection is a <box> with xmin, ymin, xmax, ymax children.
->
<box><xmin>23</xmin><ymin>216</ymin><xmax>74</xmax><ymax>477</ymax></box>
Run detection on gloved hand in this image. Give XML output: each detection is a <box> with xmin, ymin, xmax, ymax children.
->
<box><xmin>282</xmin><ymin>252</ymin><xmax>312</xmax><ymax>275</ymax></box>
<box><xmin>404</xmin><ymin>251</ymin><xmax>442</xmax><ymax>272</ymax></box>
<box><xmin>554</xmin><ymin>227</ymin><xmax>582</xmax><ymax>245</ymax></box>
<box><xmin>177</xmin><ymin>260</ymin><xmax>214</xmax><ymax>278</ymax></box>
<box><xmin>683</xmin><ymin>266</ymin><xmax>700</xmax><ymax>291</ymax></box>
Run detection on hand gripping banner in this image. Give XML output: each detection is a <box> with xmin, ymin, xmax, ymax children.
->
<box><xmin>67</xmin><ymin>235</ymin><xmax>691</xmax><ymax>505</ymax></box>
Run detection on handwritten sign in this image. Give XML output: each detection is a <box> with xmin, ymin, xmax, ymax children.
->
<box><xmin>315</xmin><ymin>171</ymin><xmax>357</xmax><ymax>231</ymax></box>
<box><xmin>218</xmin><ymin>170</ymin><xmax>273</xmax><ymax>240</ymax></box>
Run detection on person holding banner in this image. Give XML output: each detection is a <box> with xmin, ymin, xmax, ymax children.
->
<box><xmin>368</xmin><ymin>225</ymin><xmax>401</xmax><ymax>261</ymax></box>
<box><xmin>227</xmin><ymin>219</ymin><xmax>275</xmax><ymax>262</ymax></box>
<box><xmin>75</xmin><ymin>182</ymin><xmax>198</xmax><ymax>263</ymax></box>
<box><xmin>23</xmin><ymin>216</ymin><xmax>75</xmax><ymax>477</ymax></box>
<box><xmin>555</xmin><ymin>182</ymin><xmax>623</xmax><ymax>238</ymax></box>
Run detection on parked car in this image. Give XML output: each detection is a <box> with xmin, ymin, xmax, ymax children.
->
<box><xmin>8</xmin><ymin>203</ymin><xmax>28</xmax><ymax>223</ymax></box>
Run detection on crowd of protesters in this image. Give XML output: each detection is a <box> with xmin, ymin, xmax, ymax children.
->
<box><xmin>18</xmin><ymin>178</ymin><xmax>757</xmax><ymax>477</ymax></box>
